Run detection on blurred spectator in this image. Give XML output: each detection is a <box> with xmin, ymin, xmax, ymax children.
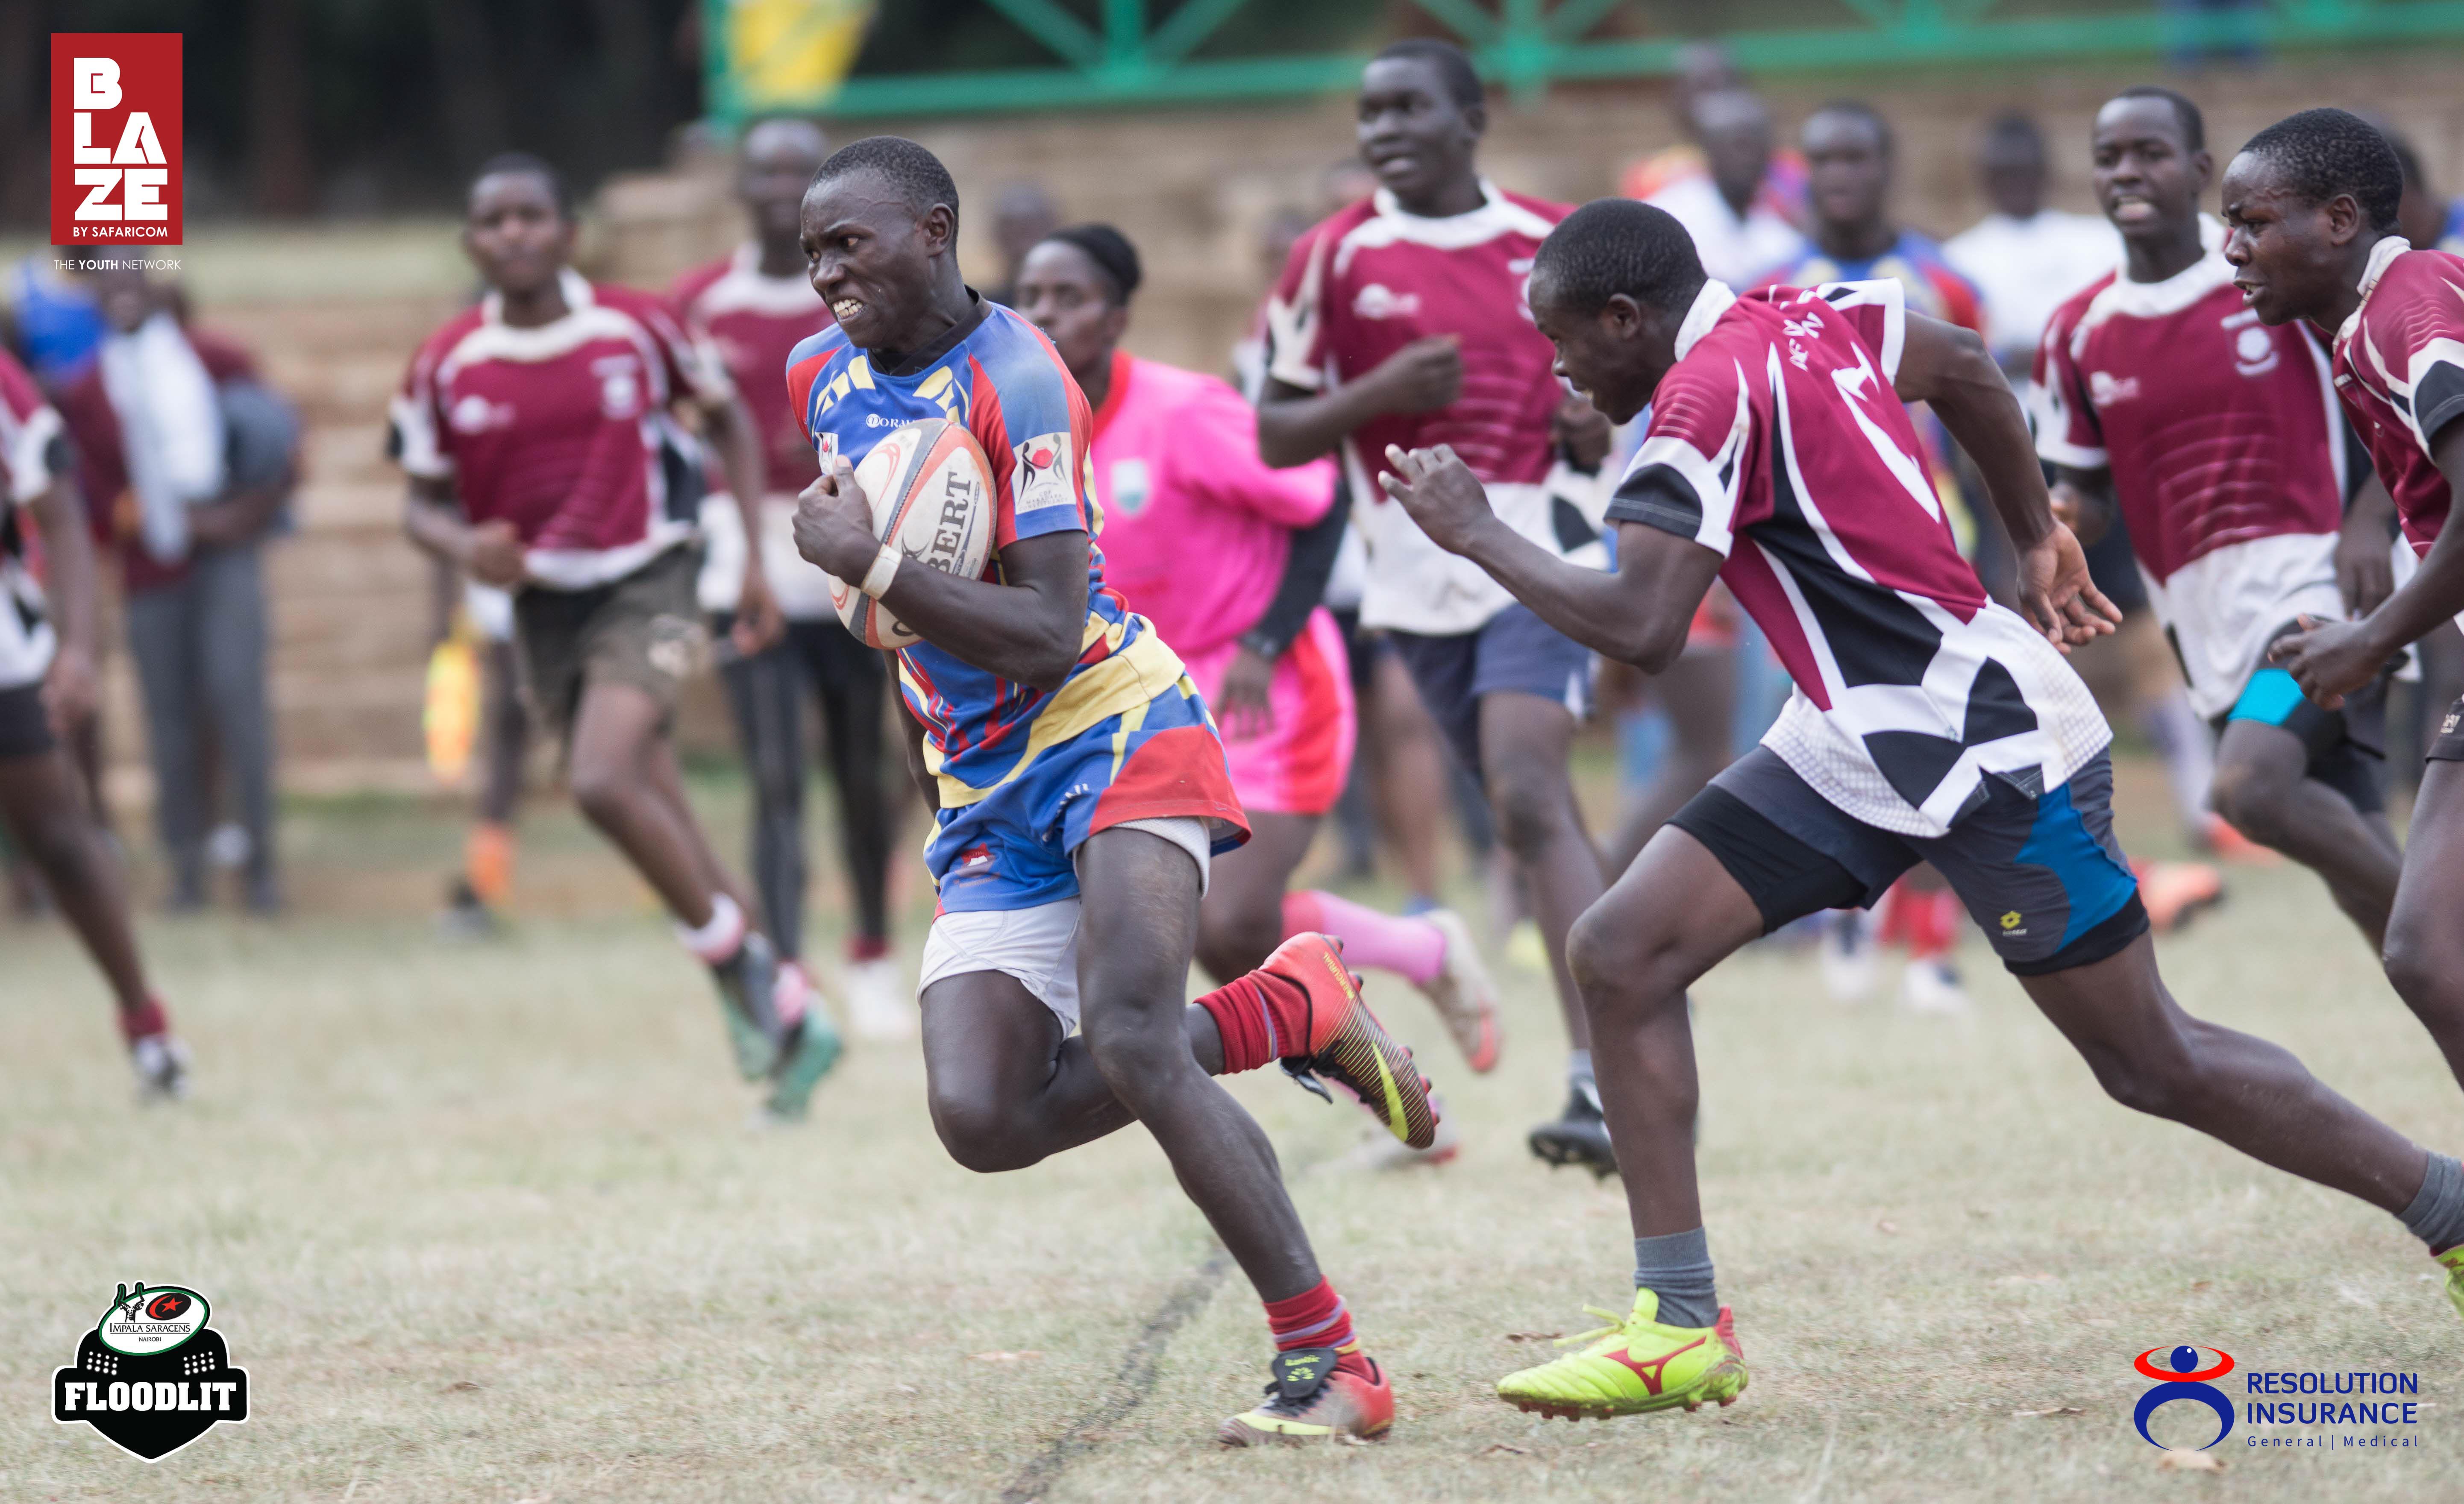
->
<box><xmin>1</xmin><ymin>248</ymin><xmax>109</xmax><ymax>391</ymax></box>
<box><xmin>2381</xmin><ymin>124</ymin><xmax>2464</xmax><ymax>255</ymax></box>
<box><xmin>1641</xmin><ymin>88</ymin><xmax>1805</xmax><ymax>287</ymax></box>
<box><xmin>1944</xmin><ymin>112</ymin><xmax>2121</xmax><ymax>379</ymax></box>
<box><xmin>1768</xmin><ymin>102</ymin><xmax>1981</xmax><ymax>330</ymax></box>
<box><xmin>58</xmin><ymin>259</ymin><xmax>296</xmax><ymax>913</ymax></box>
<box><xmin>1619</xmin><ymin>43</ymin><xmax>1809</xmax><ymax>225</ymax></box>
<box><xmin>983</xmin><ymin>181</ymin><xmax>1060</xmax><ymax>307</ymax></box>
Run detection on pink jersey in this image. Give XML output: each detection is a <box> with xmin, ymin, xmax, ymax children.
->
<box><xmin>670</xmin><ymin>245</ymin><xmax>833</xmax><ymax>495</ymax></box>
<box><xmin>1087</xmin><ymin>350</ymin><xmax>1335</xmax><ymax>660</ymax></box>
<box><xmin>1266</xmin><ymin>182</ymin><xmax>1596</xmax><ymax>634</ymax></box>
<box><xmin>392</xmin><ymin>269</ymin><xmax>732</xmax><ymax>589</ymax></box>
<box><xmin>1611</xmin><ymin>280</ymin><xmax>2107</xmax><ymax>836</ymax></box>
<box><xmin>2333</xmin><ymin>237</ymin><xmax>2464</xmax><ymax>557</ymax></box>
<box><xmin>0</xmin><ymin>347</ymin><xmax>62</xmax><ymax>688</ymax></box>
<box><xmin>2033</xmin><ymin>246</ymin><xmax>2351</xmax><ymax>716</ymax></box>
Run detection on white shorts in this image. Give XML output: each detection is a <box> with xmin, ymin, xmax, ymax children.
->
<box><xmin>915</xmin><ymin>817</ymin><xmax>1211</xmax><ymax>1035</ymax></box>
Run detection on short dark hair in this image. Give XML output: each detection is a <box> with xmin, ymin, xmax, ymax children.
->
<box><xmin>2110</xmin><ymin>85</ymin><xmax>2205</xmax><ymax>153</ymax></box>
<box><xmin>1984</xmin><ymin>111</ymin><xmax>2044</xmax><ymax>152</ymax></box>
<box><xmin>2239</xmin><ymin>107</ymin><xmax>2405</xmax><ymax>235</ymax></box>
<box><xmin>470</xmin><ymin>152</ymin><xmax>572</xmax><ymax>218</ymax></box>
<box><xmin>1531</xmin><ymin>199</ymin><xmax>1706</xmax><ymax>318</ymax></box>
<box><xmin>1371</xmin><ymin>38</ymin><xmax>1483</xmax><ymax>111</ymax></box>
<box><xmin>1038</xmin><ymin>223</ymin><xmax>1142</xmax><ymax>305</ymax></box>
<box><xmin>1807</xmin><ymin>100</ymin><xmax>1893</xmax><ymax>156</ymax></box>
<box><xmin>812</xmin><ymin>135</ymin><xmax>963</xmax><ymax>236</ymax></box>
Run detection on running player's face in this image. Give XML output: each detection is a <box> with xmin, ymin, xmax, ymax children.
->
<box><xmin>2091</xmin><ymin>99</ymin><xmax>2207</xmax><ymax>238</ymax></box>
<box><xmin>1013</xmin><ymin>242</ymin><xmax>1128</xmax><ymax>386</ymax></box>
<box><xmin>802</xmin><ymin>170</ymin><xmax>945</xmax><ymax>350</ymax></box>
<box><xmin>1530</xmin><ymin>284</ymin><xmax>1663</xmax><ymax>425</ymax></box>
<box><xmin>464</xmin><ymin>173</ymin><xmax>572</xmax><ymax>296</ymax></box>
<box><xmin>739</xmin><ymin>124</ymin><xmax>826</xmax><ymax>243</ymax></box>
<box><xmin>1357</xmin><ymin>59</ymin><xmax>1477</xmax><ymax>206</ymax></box>
<box><xmin>2220</xmin><ymin>153</ymin><xmax>2354</xmax><ymax>327</ymax></box>
<box><xmin>1803</xmin><ymin>113</ymin><xmax>1889</xmax><ymax>233</ymax></box>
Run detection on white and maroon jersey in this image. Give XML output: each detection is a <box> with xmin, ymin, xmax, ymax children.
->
<box><xmin>2032</xmin><ymin>240</ymin><xmax>2351</xmax><ymax>718</ymax></box>
<box><xmin>671</xmin><ymin>245</ymin><xmax>837</xmax><ymax>618</ymax></box>
<box><xmin>2333</xmin><ymin>237</ymin><xmax>2464</xmax><ymax>560</ymax></box>
<box><xmin>391</xmin><ymin>268</ymin><xmax>733</xmax><ymax>590</ymax></box>
<box><xmin>1265</xmin><ymin>182</ymin><xmax>1606</xmax><ymax>634</ymax></box>
<box><xmin>0</xmin><ymin>347</ymin><xmax>63</xmax><ymax>689</ymax></box>
<box><xmin>1610</xmin><ymin>280</ymin><xmax>2108</xmax><ymax>836</ymax></box>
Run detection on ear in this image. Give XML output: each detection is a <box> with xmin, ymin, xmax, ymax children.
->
<box><xmin>921</xmin><ymin>203</ymin><xmax>957</xmax><ymax>258</ymax></box>
<box><xmin>1604</xmin><ymin>293</ymin><xmax>1646</xmax><ymax>338</ymax></box>
<box><xmin>1460</xmin><ymin>101</ymin><xmax>1488</xmax><ymax>141</ymax></box>
<box><xmin>2326</xmin><ymin>191</ymin><xmax>2365</xmax><ymax>247</ymax></box>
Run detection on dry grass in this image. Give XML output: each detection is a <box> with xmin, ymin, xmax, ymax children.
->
<box><xmin>2</xmin><ymin>760</ymin><xmax>2456</xmax><ymax>1501</ymax></box>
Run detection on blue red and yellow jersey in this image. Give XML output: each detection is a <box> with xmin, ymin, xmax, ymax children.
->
<box><xmin>1764</xmin><ymin>230</ymin><xmax>1984</xmax><ymax>334</ymax></box>
<box><xmin>787</xmin><ymin>299</ymin><xmax>1245</xmax><ymax>909</ymax></box>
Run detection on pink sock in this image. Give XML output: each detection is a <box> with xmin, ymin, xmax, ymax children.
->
<box><xmin>1282</xmin><ymin>891</ymin><xmax>1445</xmax><ymax>988</ymax></box>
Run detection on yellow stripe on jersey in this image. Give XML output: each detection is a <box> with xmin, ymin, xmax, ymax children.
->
<box><xmin>911</xmin><ymin>624</ymin><xmax>1187</xmax><ymax>809</ymax></box>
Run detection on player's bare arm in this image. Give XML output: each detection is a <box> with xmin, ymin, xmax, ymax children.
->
<box><xmin>1377</xmin><ymin>443</ymin><xmax>1722</xmax><ymax>671</ymax></box>
<box><xmin>1895</xmin><ymin>311</ymin><xmax>2119</xmax><ymax>649</ymax></box>
<box><xmin>2273</xmin><ymin>419</ymin><xmax>2464</xmax><ymax>706</ymax></box>
<box><xmin>1254</xmin><ymin>337</ymin><xmax>1462</xmax><ymax>468</ymax></box>
<box><xmin>792</xmin><ymin>463</ymin><xmax>1089</xmax><ymax>692</ymax></box>
<box><xmin>698</xmin><ymin>389</ymin><xmax>783</xmax><ymax>653</ymax></box>
<box><xmin>402</xmin><ymin>475</ymin><xmax>525</xmax><ymax>589</ymax></box>
<box><xmin>28</xmin><ymin>470</ymin><xmax>100</xmax><ymax>733</ymax></box>
<box><xmin>2337</xmin><ymin>472</ymin><xmax>2400</xmax><ymax>617</ymax></box>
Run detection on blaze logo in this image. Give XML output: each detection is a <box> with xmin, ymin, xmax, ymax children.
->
<box><xmin>52</xmin><ymin>35</ymin><xmax>183</xmax><ymax>244</ymax></box>
<box><xmin>2132</xmin><ymin>1344</ymin><xmax>2235</xmax><ymax>1450</ymax></box>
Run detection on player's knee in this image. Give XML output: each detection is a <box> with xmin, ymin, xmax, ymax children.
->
<box><xmin>2208</xmin><ymin>756</ymin><xmax>2295</xmax><ymax>847</ymax></box>
<box><xmin>2383</xmin><ymin>912</ymin><xmax>2464</xmax><ymax>1011</ymax></box>
<box><xmin>2083</xmin><ymin>1034</ymin><xmax>2210</xmax><ymax>1122</ymax></box>
<box><xmin>1081</xmin><ymin>1010</ymin><xmax>1191</xmax><ymax>1108</ymax></box>
<box><xmin>12</xmin><ymin>806</ymin><xmax>91</xmax><ymax>880</ymax></box>
<box><xmin>1487</xmin><ymin>769</ymin><xmax>1568</xmax><ymax>859</ymax></box>
<box><xmin>927</xmin><ymin>1091</ymin><xmax>1043</xmax><ymax>1173</ymax></box>
<box><xmin>1566</xmin><ymin>904</ymin><xmax>1683</xmax><ymax>1019</ymax></box>
<box><xmin>564</xmin><ymin>762</ymin><xmax>634</xmax><ymax>827</ymax></box>
<box><xmin>1195</xmin><ymin>900</ymin><xmax>1280</xmax><ymax>983</ymax></box>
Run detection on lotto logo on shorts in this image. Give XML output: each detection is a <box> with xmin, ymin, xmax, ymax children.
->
<box><xmin>51</xmin><ymin>33</ymin><xmax>183</xmax><ymax>244</ymax></box>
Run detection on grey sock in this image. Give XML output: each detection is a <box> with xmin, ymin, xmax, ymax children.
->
<box><xmin>2400</xmin><ymin>1152</ymin><xmax>2464</xmax><ymax>1252</ymax></box>
<box><xmin>1633</xmin><ymin>1227</ymin><xmax>1718</xmax><ymax>1328</ymax></box>
<box><xmin>1568</xmin><ymin>1049</ymin><xmax>1595</xmax><ymax>1093</ymax></box>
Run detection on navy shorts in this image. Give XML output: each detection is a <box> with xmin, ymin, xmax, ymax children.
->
<box><xmin>2216</xmin><ymin>662</ymin><xmax>2385</xmax><ymax>814</ymax></box>
<box><xmin>0</xmin><ymin>681</ymin><xmax>53</xmax><ymax>759</ymax></box>
<box><xmin>1669</xmin><ymin>746</ymin><xmax>2148</xmax><ymax>976</ymax></box>
<box><xmin>1387</xmin><ymin>604</ymin><xmax>1592</xmax><ymax>778</ymax></box>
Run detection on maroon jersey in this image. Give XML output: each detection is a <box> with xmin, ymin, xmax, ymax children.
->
<box><xmin>0</xmin><ymin>347</ymin><xmax>62</xmax><ymax>688</ymax></box>
<box><xmin>1609</xmin><ymin>280</ymin><xmax>2107</xmax><ymax>836</ymax></box>
<box><xmin>2332</xmin><ymin>238</ymin><xmax>2464</xmax><ymax>558</ymax></box>
<box><xmin>2033</xmin><ymin>245</ymin><xmax>2350</xmax><ymax>717</ymax></box>
<box><xmin>391</xmin><ymin>269</ymin><xmax>731</xmax><ymax>590</ymax></box>
<box><xmin>1265</xmin><ymin>183</ymin><xmax>1599</xmax><ymax>633</ymax></box>
<box><xmin>670</xmin><ymin>245</ymin><xmax>833</xmax><ymax>496</ymax></box>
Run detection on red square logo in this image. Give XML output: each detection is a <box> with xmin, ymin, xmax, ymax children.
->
<box><xmin>50</xmin><ymin>33</ymin><xmax>183</xmax><ymax>246</ymax></box>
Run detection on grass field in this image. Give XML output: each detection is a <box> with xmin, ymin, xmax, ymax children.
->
<box><xmin>4</xmin><ymin>756</ymin><xmax>2457</xmax><ymax>1502</ymax></box>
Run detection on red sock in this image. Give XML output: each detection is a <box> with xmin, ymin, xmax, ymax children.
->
<box><xmin>1907</xmin><ymin>890</ymin><xmax>1962</xmax><ymax>960</ymax></box>
<box><xmin>846</xmin><ymin>933</ymin><xmax>890</xmax><ymax>964</ymax></box>
<box><xmin>1265</xmin><ymin>1278</ymin><xmax>1370</xmax><ymax>1379</ymax></box>
<box><xmin>117</xmin><ymin>996</ymin><xmax>168</xmax><ymax>1044</ymax></box>
<box><xmin>1195</xmin><ymin>970</ymin><xmax>1313</xmax><ymax>1073</ymax></box>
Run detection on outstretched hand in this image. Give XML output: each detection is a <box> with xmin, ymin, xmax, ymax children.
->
<box><xmin>1376</xmin><ymin>443</ymin><xmax>1497</xmax><ymax>557</ymax></box>
<box><xmin>2267</xmin><ymin>613</ymin><xmax>2387</xmax><ymax>711</ymax></box>
<box><xmin>2014</xmin><ymin>523</ymin><xmax>2121</xmax><ymax>653</ymax></box>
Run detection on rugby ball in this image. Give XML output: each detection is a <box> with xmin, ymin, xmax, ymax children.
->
<box><xmin>827</xmin><ymin>418</ymin><xmax>998</xmax><ymax>650</ymax></box>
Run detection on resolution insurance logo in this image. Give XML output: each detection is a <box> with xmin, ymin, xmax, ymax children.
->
<box><xmin>2132</xmin><ymin>1344</ymin><xmax>2237</xmax><ymax>1451</ymax></box>
<box><xmin>51</xmin><ymin>33</ymin><xmax>182</xmax><ymax>245</ymax></box>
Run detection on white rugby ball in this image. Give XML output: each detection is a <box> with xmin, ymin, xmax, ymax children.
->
<box><xmin>827</xmin><ymin>418</ymin><xmax>997</xmax><ymax>650</ymax></box>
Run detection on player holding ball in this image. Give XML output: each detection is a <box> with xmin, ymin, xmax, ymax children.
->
<box><xmin>785</xmin><ymin>136</ymin><xmax>1439</xmax><ymax>1445</ymax></box>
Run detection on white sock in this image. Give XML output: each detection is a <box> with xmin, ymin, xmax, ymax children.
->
<box><xmin>676</xmin><ymin>892</ymin><xmax>747</xmax><ymax>965</ymax></box>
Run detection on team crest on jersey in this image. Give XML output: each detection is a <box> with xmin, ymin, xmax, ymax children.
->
<box><xmin>2089</xmin><ymin>370</ymin><xmax>2141</xmax><ymax>406</ymax></box>
<box><xmin>1108</xmin><ymin>457</ymin><xmax>1151</xmax><ymax>516</ymax></box>
<box><xmin>2223</xmin><ymin>311</ymin><xmax>2279</xmax><ymax>378</ymax></box>
<box><xmin>593</xmin><ymin>355</ymin><xmax>642</xmax><ymax>419</ymax></box>
<box><xmin>449</xmin><ymin>393</ymin><xmax>510</xmax><ymax>434</ymax></box>
<box><xmin>1014</xmin><ymin>432</ymin><xmax>1075</xmax><ymax>515</ymax></box>
<box><xmin>814</xmin><ymin>430</ymin><xmax>839</xmax><ymax>466</ymax></box>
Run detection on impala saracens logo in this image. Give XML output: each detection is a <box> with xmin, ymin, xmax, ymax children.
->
<box><xmin>2133</xmin><ymin>1344</ymin><xmax>2235</xmax><ymax>1450</ymax></box>
<box><xmin>54</xmin><ymin>1282</ymin><xmax>249</xmax><ymax>1460</ymax></box>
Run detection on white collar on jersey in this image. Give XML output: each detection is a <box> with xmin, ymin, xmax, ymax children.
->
<box><xmin>482</xmin><ymin>266</ymin><xmax>594</xmax><ymax>327</ymax></box>
<box><xmin>2338</xmin><ymin>235</ymin><xmax>2415</xmax><ymax>347</ymax></box>
<box><xmin>1674</xmin><ymin>279</ymin><xmax>1739</xmax><ymax>361</ymax></box>
<box><xmin>1353</xmin><ymin>178</ymin><xmax>1561</xmax><ymax>249</ymax></box>
<box><xmin>2085</xmin><ymin>216</ymin><xmax>2232</xmax><ymax>322</ymax></box>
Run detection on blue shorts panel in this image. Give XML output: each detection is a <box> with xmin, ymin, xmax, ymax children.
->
<box><xmin>1388</xmin><ymin>604</ymin><xmax>1592</xmax><ymax>777</ymax></box>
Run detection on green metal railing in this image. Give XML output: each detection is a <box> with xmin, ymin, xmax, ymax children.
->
<box><xmin>703</xmin><ymin>0</ymin><xmax>2464</xmax><ymax>124</ymax></box>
